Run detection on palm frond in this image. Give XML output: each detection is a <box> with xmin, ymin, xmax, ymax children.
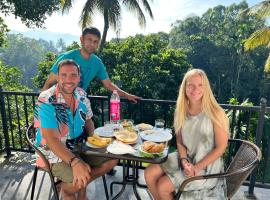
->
<box><xmin>139</xmin><ymin>0</ymin><xmax>154</xmax><ymax>19</ymax></box>
<box><xmin>61</xmin><ymin>0</ymin><xmax>74</xmax><ymax>14</ymax></box>
<box><xmin>244</xmin><ymin>28</ymin><xmax>270</xmax><ymax>51</ymax></box>
<box><xmin>79</xmin><ymin>0</ymin><xmax>97</xmax><ymax>29</ymax></box>
<box><xmin>240</xmin><ymin>0</ymin><xmax>270</xmax><ymax>19</ymax></box>
<box><xmin>108</xmin><ymin>0</ymin><xmax>122</xmax><ymax>31</ymax></box>
<box><xmin>264</xmin><ymin>53</ymin><xmax>270</xmax><ymax>72</ymax></box>
<box><xmin>122</xmin><ymin>0</ymin><xmax>147</xmax><ymax>27</ymax></box>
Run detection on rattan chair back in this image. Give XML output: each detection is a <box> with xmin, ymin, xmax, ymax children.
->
<box><xmin>174</xmin><ymin>139</ymin><xmax>261</xmax><ymax>200</ymax></box>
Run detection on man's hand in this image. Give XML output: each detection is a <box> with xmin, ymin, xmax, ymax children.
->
<box><xmin>72</xmin><ymin>159</ymin><xmax>91</xmax><ymax>188</ymax></box>
<box><xmin>126</xmin><ymin>94</ymin><xmax>141</xmax><ymax>103</ymax></box>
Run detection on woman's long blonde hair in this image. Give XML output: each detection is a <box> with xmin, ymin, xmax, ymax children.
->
<box><xmin>174</xmin><ymin>69</ymin><xmax>229</xmax><ymax>134</ymax></box>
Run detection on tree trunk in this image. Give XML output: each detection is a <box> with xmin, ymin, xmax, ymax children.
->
<box><xmin>98</xmin><ymin>9</ymin><xmax>109</xmax><ymax>54</ymax></box>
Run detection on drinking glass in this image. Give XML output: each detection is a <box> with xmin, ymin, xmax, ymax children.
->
<box><xmin>155</xmin><ymin>119</ymin><xmax>165</xmax><ymax>129</ymax></box>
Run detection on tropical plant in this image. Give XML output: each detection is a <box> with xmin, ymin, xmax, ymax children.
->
<box><xmin>32</xmin><ymin>52</ymin><xmax>57</xmax><ymax>89</ymax></box>
<box><xmin>169</xmin><ymin>1</ymin><xmax>268</xmax><ymax>104</ymax></box>
<box><xmin>0</xmin><ymin>0</ymin><xmax>60</xmax><ymax>28</ymax></box>
<box><xmin>0</xmin><ymin>34</ymin><xmax>54</xmax><ymax>89</ymax></box>
<box><xmin>0</xmin><ymin>17</ymin><xmax>9</xmax><ymax>48</ymax></box>
<box><xmin>0</xmin><ymin>61</ymin><xmax>29</xmax><ymax>91</ymax></box>
<box><xmin>61</xmin><ymin>0</ymin><xmax>154</xmax><ymax>53</ymax></box>
<box><xmin>242</xmin><ymin>0</ymin><xmax>270</xmax><ymax>72</ymax></box>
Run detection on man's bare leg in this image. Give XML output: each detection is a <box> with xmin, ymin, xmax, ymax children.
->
<box><xmin>90</xmin><ymin>159</ymin><xmax>118</xmax><ymax>181</ymax></box>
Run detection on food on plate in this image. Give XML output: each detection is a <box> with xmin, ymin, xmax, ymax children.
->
<box><xmin>92</xmin><ymin>134</ymin><xmax>112</xmax><ymax>144</ymax></box>
<box><xmin>87</xmin><ymin>135</ymin><xmax>112</xmax><ymax>147</ymax></box>
<box><xmin>114</xmin><ymin>130</ymin><xmax>138</xmax><ymax>144</ymax></box>
<box><xmin>143</xmin><ymin>129</ymin><xmax>155</xmax><ymax>135</ymax></box>
<box><xmin>141</xmin><ymin>141</ymin><xmax>165</xmax><ymax>153</ymax></box>
<box><xmin>121</xmin><ymin>119</ymin><xmax>133</xmax><ymax>127</ymax></box>
<box><xmin>137</xmin><ymin>123</ymin><xmax>153</xmax><ymax>131</ymax></box>
<box><xmin>107</xmin><ymin>141</ymin><xmax>135</xmax><ymax>154</ymax></box>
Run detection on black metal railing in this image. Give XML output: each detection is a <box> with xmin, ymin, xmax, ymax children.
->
<box><xmin>1</xmin><ymin>89</ymin><xmax>270</xmax><ymax>196</ymax></box>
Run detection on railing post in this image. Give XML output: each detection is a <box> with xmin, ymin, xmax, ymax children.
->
<box><xmin>246</xmin><ymin>98</ymin><xmax>267</xmax><ymax>198</ymax></box>
<box><xmin>0</xmin><ymin>87</ymin><xmax>12</xmax><ymax>157</ymax></box>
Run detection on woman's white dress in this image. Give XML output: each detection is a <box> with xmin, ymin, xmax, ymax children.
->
<box><xmin>161</xmin><ymin>112</ymin><xmax>227</xmax><ymax>199</ymax></box>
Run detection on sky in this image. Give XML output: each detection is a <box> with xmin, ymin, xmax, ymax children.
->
<box><xmin>1</xmin><ymin>0</ymin><xmax>261</xmax><ymax>40</ymax></box>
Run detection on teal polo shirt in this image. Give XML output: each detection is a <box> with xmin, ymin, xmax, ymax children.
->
<box><xmin>51</xmin><ymin>49</ymin><xmax>109</xmax><ymax>90</ymax></box>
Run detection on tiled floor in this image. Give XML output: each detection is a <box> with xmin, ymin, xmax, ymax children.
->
<box><xmin>0</xmin><ymin>152</ymin><xmax>269</xmax><ymax>200</ymax></box>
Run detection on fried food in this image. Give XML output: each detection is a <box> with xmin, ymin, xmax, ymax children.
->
<box><xmin>137</xmin><ymin>123</ymin><xmax>153</xmax><ymax>131</ymax></box>
<box><xmin>121</xmin><ymin>119</ymin><xmax>133</xmax><ymax>127</ymax></box>
<box><xmin>114</xmin><ymin>130</ymin><xmax>138</xmax><ymax>144</ymax></box>
<box><xmin>141</xmin><ymin>141</ymin><xmax>165</xmax><ymax>153</ymax></box>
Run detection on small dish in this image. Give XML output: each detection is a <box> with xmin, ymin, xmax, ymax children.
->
<box><xmin>107</xmin><ymin>141</ymin><xmax>135</xmax><ymax>154</ymax></box>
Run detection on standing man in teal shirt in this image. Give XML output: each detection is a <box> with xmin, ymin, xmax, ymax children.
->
<box><xmin>43</xmin><ymin>27</ymin><xmax>140</xmax><ymax>103</ymax></box>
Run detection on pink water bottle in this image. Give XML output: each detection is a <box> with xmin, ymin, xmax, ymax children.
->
<box><xmin>110</xmin><ymin>90</ymin><xmax>120</xmax><ymax>122</ymax></box>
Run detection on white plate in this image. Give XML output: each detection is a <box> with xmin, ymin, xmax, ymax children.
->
<box><xmin>107</xmin><ymin>141</ymin><xmax>135</xmax><ymax>155</ymax></box>
<box><xmin>139</xmin><ymin>129</ymin><xmax>172</xmax><ymax>142</ymax></box>
<box><xmin>94</xmin><ymin>125</ymin><xmax>123</xmax><ymax>137</ymax></box>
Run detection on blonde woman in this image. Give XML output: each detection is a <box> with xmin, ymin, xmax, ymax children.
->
<box><xmin>144</xmin><ymin>69</ymin><xmax>229</xmax><ymax>200</ymax></box>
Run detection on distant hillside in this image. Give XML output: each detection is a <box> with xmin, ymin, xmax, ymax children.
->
<box><xmin>10</xmin><ymin>29</ymin><xmax>79</xmax><ymax>45</ymax></box>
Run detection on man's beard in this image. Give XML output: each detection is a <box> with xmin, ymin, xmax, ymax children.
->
<box><xmin>60</xmin><ymin>83</ymin><xmax>76</xmax><ymax>94</ymax></box>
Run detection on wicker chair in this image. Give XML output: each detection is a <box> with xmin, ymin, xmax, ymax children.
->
<box><xmin>174</xmin><ymin>139</ymin><xmax>262</xmax><ymax>200</ymax></box>
<box><xmin>26</xmin><ymin>124</ymin><xmax>109</xmax><ymax>200</ymax></box>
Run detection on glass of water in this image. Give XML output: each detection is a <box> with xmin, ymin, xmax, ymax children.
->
<box><xmin>155</xmin><ymin>119</ymin><xmax>165</xmax><ymax>129</ymax></box>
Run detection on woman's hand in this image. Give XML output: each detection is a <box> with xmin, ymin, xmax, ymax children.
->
<box><xmin>183</xmin><ymin>163</ymin><xmax>199</xmax><ymax>177</ymax></box>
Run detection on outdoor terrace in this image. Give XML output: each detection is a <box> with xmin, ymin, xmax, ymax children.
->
<box><xmin>1</xmin><ymin>90</ymin><xmax>270</xmax><ymax>199</ymax></box>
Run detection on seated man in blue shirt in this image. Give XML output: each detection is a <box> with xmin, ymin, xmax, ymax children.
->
<box><xmin>35</xmin><ymin>59</ymin><xmax>118</xmax><ymax>200</ymax></box>
<box><xmin>42</xmin><ymin>27</ymin><xmax>140</xmax><ymax>103</ymax></box>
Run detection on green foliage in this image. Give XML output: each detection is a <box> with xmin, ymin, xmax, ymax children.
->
<box><xmin>32</xmin><ymin>42</ymin><xmax>80</xmax><ymax>89</ymax></box>
<box><xmin>66</xmin><ymin>41</ymin><xmax>80</xmax><ymax>51</ymax></box>
<box><xmin>241</xmin><ymin>1</ymin><xmax>270</xmax><ymax>72</ymax></box>
<box><xmin>0</xmin><ymin>0</ymin><xmax>60</xmax><ymax>28</ymax></box>
<box><xmin>32</xmin><ymin>52</ymin><xmax>57</xmax><ymax>89</ymax></box>
<box><xmin>0</xmin><ymin>34</ymin><xmax>56</xmax><ymax>89</ymax></box>
<box><xmin>169</xmin><ymin>1</ymin><xmax>269</xmax><ymax>104</ymax></box>
<box><xmin>0</xmin><ymin>17</ymin><xmax>9</xmax><ymax>48</ymax></box>
<box><xmin>0</xmin><ymin>60</ymin><xmax>29</xmax><ymax>91</ymax></box>
<box><xmin>97</xmin><ymin>33</ymin><xmax>191</xmax><ymax>100</ymax></box>
<box><xmin>61</xmin><ymin>0</ymin><xmax>154</xmax><ymax>53</ymax></box>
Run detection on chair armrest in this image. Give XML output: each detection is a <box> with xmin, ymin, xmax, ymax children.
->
<box><xmin>175</xmin><ymin>160</ymin><xmax>259</xmax><ymax>200</ymax></box>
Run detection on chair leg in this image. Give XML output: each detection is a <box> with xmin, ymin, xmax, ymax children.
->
<box><xmin>31</xmin><ymin>166</ymin><xmax>38</xmax><ymax>200</ymax></box>
<box><xmin>102</xmin><ymin>175</ymin><xmax>109</xmax><ymax>200</ymax></box>
<box><xmin>48</xmin><ymin>172</ymin><xmax>60</xmax><ymax>200</ymax></box>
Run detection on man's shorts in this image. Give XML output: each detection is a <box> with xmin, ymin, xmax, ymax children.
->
<box><xmin>51</xmin><ymin>155</ymin><xmax>112</xmax><ymax>183</ymax></box>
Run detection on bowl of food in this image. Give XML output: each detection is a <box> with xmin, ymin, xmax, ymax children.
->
<box><xmin>139</xmin><ymin>141</ymin><xmax>165</xmax><ymax>157</ymax></box>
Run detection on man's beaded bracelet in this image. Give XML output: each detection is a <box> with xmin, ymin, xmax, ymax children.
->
<box><xmin>68</xmin><ymin>156</ymin><xmax>78</xmax><ymax>167</ymax></box>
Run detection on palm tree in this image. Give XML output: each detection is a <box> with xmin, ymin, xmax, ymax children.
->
<box><xmin>61</xmin><ymin>0</ymin><xmax>154</xmax><ymax>53</ymax></box>
<box><xmin>242</xmin><ymin>0</ymin><xmax>270</xmax><ymax>72</ymax></box>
